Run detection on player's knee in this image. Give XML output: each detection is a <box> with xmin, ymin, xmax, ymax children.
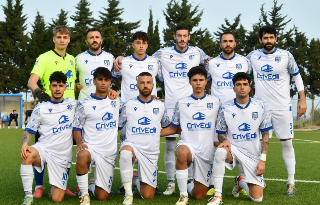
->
<box><xmin>141</xmin><ymin>191</ymin><xmax>154</xmax><ymax>199</ymax></box>
<box><xmin>96</xmin><ymin>193</ymin><xmax>109</xmax><ymax>201</ymax></box>
<box><xmin>214</xmin><ymin>148</ymin><xmax>227</xmax><ymax>163</ymax></box>
<box><xmin>176</xmin><ymin>150</ymin><xmax>188</xmax><ymax>162</ymax></box>
<box><xmin>77</xmin><ymin>150</ymin><xmax>90</xmax><ymax>162</ymax></box>
<box><xmin>51</xmin><ymin>194</ymin><xmax>64</xmax><ymax>203</ymax></box>
<box><xmin>193</xmin><ymin>192</ymin><xmax>206</xmax><ymax>200</ymax></box>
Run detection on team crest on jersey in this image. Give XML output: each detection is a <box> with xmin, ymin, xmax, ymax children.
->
<box><xmin>129</xmin><ymin>64</ymin><xmax>133</xmax><ymax>68</ymax></box>
<box><xmin>49</xmin><ymin>109</ymin><xmax>52</xmax><ymax>113</ymax></box>
<box><xmin>70</xmin><ymin>60</ymin><xmax>74</xmax><ymax>67</ymax></box>
<box><xmin>111</xmin><ymin>101</ymin><xmax>117</xmax><ymax>108</ymax></box>
<box><xmin>207</xmin><ymin>103</ymin><xmax>213</xmax><ymax>110</ymax></box>
<box><xmin>85</xmin><ymin>60</ymin><xmax>88</xmax><ymax>64</ymax></box>
<box><xmin>187</xmin><ymin>103</ymin><xmax>190</xmax><ymax>107</ymax></box>
<box><xmin>216</xmin><ymin>64</ymin><xmax>220</xmax><ymax>67</ymax></box>
<box><xmin>104</xmin><ymin>60</ymin><xmax>110</xmax><ymax>66</ymax></box>
<box><xmin>153</xmin><ymin>108</ymin><xmax>159</xmax><ymax>115</ymax></box>
<box><xmin>93</xmin><ymin>106</ymin><xmax>96</xmax><ymax>110</ymax></box>
<box><xmin>67</xmin><ymin>104</ymin><xmax>73</xmax><ymax>110</ymax></box>
<box><xmin>55</xmin><ymin>61</ymin><xmax>58</xmax><ymax>65</ymax></box>
<box><xmin>148</xmin><ymin>65</ymin><xmax>154</xmax><ymax>71</ymax></box>
<box><xmin>275</xmin><ymin>57</ymin><xmax>281</xmax><ymax>63</ymax></box>
<box><xmin>189</xmin><ymin>55</ymin><xmax>195</xmax><ymax>60</ymax></box>
<box><xmin>134</xmin><ymin>107</ymin><xmax>138</xmax><ymax>111</ymax></box>
<box><xmin>236</xmin><ymin>64</ymin><xmax>242</xmax><ymax>70</ymax></box>
<box><xmin>252</xmin><ymin>112</ymin><xmax>258</xmax><ymax>120</ymax></box>
<box><xmin>170</xmin><ymin>55</ymin><xmax>173</xmax><ymax>59</ymax></box>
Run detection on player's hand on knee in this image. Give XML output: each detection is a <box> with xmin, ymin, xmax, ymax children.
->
<box><xmin>21</xmin><ymin>144</ymin><xmax>31</xmax><ymax>160</ymax></box>
<box><xmin>108</xmin><ymin>89</ymin><xmax>119</xmax><ymax>100</ymax></box>
<box><xmin>76</xmin><ymin>143</ymin><xmax>88</xmax><ymax>153</ymax></box>
<box><xmin>255</xmin><ymin>161</ymin><xmax>265</xmax><ymax>176</ymax></box>
<box><xmin>218</xmin><ymin>140</ymin><xmax>231</xmax><ymax>152</ymax></box>
<box><xmin>114</xmin><ymin>56</ymin><xmax>124</xmax><ymax>71</ymax></box>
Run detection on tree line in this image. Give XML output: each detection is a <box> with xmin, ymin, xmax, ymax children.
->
<box><xmin>0</xmin><ymin>0</ymin><xmax>319</xmax><ymax>120</ymax></box>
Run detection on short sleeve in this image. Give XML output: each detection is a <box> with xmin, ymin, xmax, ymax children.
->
<box><xmin>170</xmin><ymin>102</ymin><xmax>180</xmax><ymax>127</ymax></box>
<box><xmin>118</xmin><ymin>102</ymin><xmax>127</xmax><ymax>129</ymax></box>
<box><xmin>73</xmin><ymin>101</ymin><xmax>86</xmax><ymax>131</ymax></box>
<box><xmin>25</xmin><ymin>104</ymin><xmax>41</xmax><ymax>134</ymax></box>
<box><xmin>215</xmin><ymin>105</ymin><xmax>227</xmax><ymax>134</ymax></box>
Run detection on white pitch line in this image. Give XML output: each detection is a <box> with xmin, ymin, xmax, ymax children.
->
<box><xmin>70</xmin><ymin>163</ymin><xmax>320</xmax><ymax>184</ymax></box>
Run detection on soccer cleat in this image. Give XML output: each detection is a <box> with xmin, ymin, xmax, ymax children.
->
<box><xmin>75</xmin><ymin>186</ymin><xmax>80</xmax><ymax>196</ymax></box>
<box><xmin>33</xmin><ymin>187</ymin><xmax>43</xmax><ymax>198</ymax></box>
<box><xmin>21</xmin><ymin>196</ymin><xmax>33</xmax><ymax>205</ymax></box>
<box><xmin>79</xmin><ymin>194</ymin><xmax>90</xmax><ymax>205</ymax></box>
<box><xmin>155</xmin><ymin>186</ymin><xmax>163</xmax><ymax>195</ymax></box>
<box><xmin>65</xmin><ymin>187</ymin><xmax>76</xmax><ymax>196</ymax></box>
<box><xmin>207</xmin><ymin>185</ymin><xmax>215</xmax><ymax>196</ymax></box>
<box><xmin>207</xmin><ymin>196</ymin><xmax>223</xmax><ymax>205</ymax></box>
<box><xmin>286</xmin><ymin>183</ymin><xmax>295</xmax><ymax>196</ymax></box>
<box><xmin>240</xmin><ymin>188</ymin><xmax>247</xmax><ymax>196</ymax></box>
<box><xmin>123</xmin><ymin>194</ymin><xmax>133</xmax><ymax>205</ymax></box>
<box><xmin>176</xmin><ymin>195</ymin><xmax>188</xmax><ymax>205</ymax></box>
<box><xmin>118</xmin><ymin>185</ymin><xmax>125</xmax><ymax>195</ymax></box>
<box><xmin>163</xmin><ymin>182</ymin><xmax>176</xmax><ymax>195</ymax></box>
<box><xmin>232</xmin><ymin>176</ymin><xmax>244</xmax><ymax>197</ymax></box>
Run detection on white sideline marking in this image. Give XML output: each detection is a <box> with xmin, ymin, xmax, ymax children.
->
<box><xmin>70</xmin><ymin>163</ymin><xmax>319</xmax><ymax>184</ymax></box>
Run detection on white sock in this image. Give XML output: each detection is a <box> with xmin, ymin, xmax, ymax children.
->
<box><xmin>239</xmin><ymin>178</ymin><xmax>250</xmax><ymax>195</ymax></box>
<box><xmin>88</xmin><ymin>183</ymin><xmax>95</xmax><ymax>196</ymax></box>
<box><xmin>34</xmin><ymin>185</ymin><xmax>43</xmax><ymax>190</ymax></box>
<box><xmin>123</xmin><ymin>182</ymin><xmax>133</xmax><ymax>195</ymax></box>
<box><xmin>250</xmin><ymin>196</ymin><xmax>263</xmax><ymax>202</ymax></box>
<box><xmin>21</xmin><ymin>165</ymin><xmax>34</xmax><ymax>196</ymax></box>
<box><xmin>213</xmin><ymin>148</ymin><xmax>227</xmax><ymax>196</ymax></box>
<box><xmin>188</xmin><ymin>163</ymin><xmax>194</xmax><ymax>180</ymax></box>
<box><xmin>281</xmin><ymin>140</ymin><xmax>295</xmax><ymax>184</ymax></box>
<box><xmin>133</xmin><ymin>177</ymin><xmax>141</xmax><ymax>193</ymax></box>
<box><xmin>120</xmin><ymin>150</ymin><xmax>133</xmax><ymax>195</ymax></box>
<box><xmin>76</xmin><ymin>174</ymin><xmax>88</xmax><ymax>196</ymax></box>
<box><xmin>209</xmin><ymin>170</ymin><xmax>214</xmax><ymax>186</ymax></box>
<box><xmin>176</xmin><ymin>169</ymin><xmax>188</xmax><ymax>197</ymax></box>
<box><xmin>187</xmin><ymin>182</ymin><xmax>194</xmax><ymax>195</ymax></box>
<box><xmin>165</xmin><ymin>140</ymin><xmax>176</xmax><ymax>182</ymax></box>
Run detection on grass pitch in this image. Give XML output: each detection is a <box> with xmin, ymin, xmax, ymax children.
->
<box><xmin>0</xmin><ymin>129</ymin><xmax>319</xmax><ymax>204</ymax></box>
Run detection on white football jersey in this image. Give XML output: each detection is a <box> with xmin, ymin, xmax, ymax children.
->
<box><xmin>73</xmin><ymin>94</ymin><xmax>120</xmax><ymax>164</ymax></box>
<box><xmin>112</xmin><ymin>55</ymin><xmax>161</xmax><ymax>102</ymax></box>
<box><xmin>76</xmin><ymin>50</ymin><xmax>114</xmax><ymax>100</ymax></box>
<box><xmin>153</xmin><ymin>45</ymin><xmax>210</xmax><ymax>108</ymax></box>
<box><xmin>216</xmin><ymin>98</ymin><xmax>272</xmax><ymax>160</ymax></box>
<box><xmin>119</xmin><ymin>97</ymin><xmax>170</xmax><ymax>161</ymax></box>
<box><xmin>25</xmin><ymin>98</ymin><xmax>77</xmax><ymax>166</ymax></box>
<box><xmin>171</xmin><ymin>94</ymin><xmax>220</xmax><ymax>163</ymax></box>
<box><xmin>208</xmin><ymin>53</ymin><xmax>251</xmax><ymax>104</ymax></box>
<box><xmin>247</xmin><ymin>48</ymin><xmax>300</xmax><ymax>110</ymax></box>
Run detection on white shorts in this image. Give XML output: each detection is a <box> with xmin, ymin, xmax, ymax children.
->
<box><xmin>33</xmin><ymin>144</ymin><xmax>69</xmax><ymax>190</ymax></box>
<box><xmin>177</xmin><ymin>142</ymin><xmax>212</xmax><ymax>187</ymax></box>
<box><xmin>270</xmin><ymin>110</ymin><xmax>294</xmax><ymax>139</ymax></box>
<box><xmin>85</xmin><ymin>148</ymin><xmax>115</xmax><ymax>193</ymax></box>
<box><xmin>121</xmin><ymin>142</ymin><xmax>158</xmax><ymax>188</ymax></box>
<box><xmin>166</xmin><ymin>108</ymin><xmax>179</xmax><ymax>138</ymax></box>
<box><xmin>226</xmin><ymin>144</ymin><xmax>265</xmax><ymax>188</ymax></box>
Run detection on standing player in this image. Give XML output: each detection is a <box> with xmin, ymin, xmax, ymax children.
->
<box><xmin>20</xmin><ymin>71</ymin><xmax>77</xmax><ymax>205</ymax></box>
<box><xmin>161</xmin><ymin>66</ymin><xmax>220</xmax><ymax>205</ymax></box>
<box><xmin>114</xmin><ymin>25</ymin><xmax>210</xmax><ymax>194</ymax></box>
<box><xmin>118</xmin><ymin>72</ymin><xmax>170</xmax><ymax>204</ymax></box>
<box><xmin>247</xmin><ymin>25</ymin><xmax>307</xmax><ymax>196</ymax></box>
<box><xmin>73</xmin><ymin>67</ymin><xmax>120</xmax><ymax>205</ymax></box>
<box><xmin>206</xmin><ymin>31</ymin><xmax>251</xmax><ymax>195</ymax></box>
<box><xmin>27</xmin><ymin>25</ymin><xmax>77</xmax><ymax>197</ymax></box>
<box><xmin>208</xmin><ymin>72</ymin><xmax>272</xmax><ymax>205</ymax></box>
<box><xmin>76</xmin><ymin>27</ymin><xmax>115</xmax><ymax>101</ymax></box>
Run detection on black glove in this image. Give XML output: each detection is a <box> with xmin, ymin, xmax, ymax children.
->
<box><xmin>33</xmin><ymin>88</ymin><xmax>50</xmax><ymax>102</ymax></box>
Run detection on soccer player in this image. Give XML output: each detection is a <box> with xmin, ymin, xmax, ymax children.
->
<box><xmin>161</xmin><ymin>66</ymin><xmax>220</xmax><ymax>205</ymax></box>
<box><xmin>206</xmin><ymin>31</ymin><xmax>251</xmax><ymax>195</ymax></box>
<box><xmin>73</xmin><ymin>67</ymin><xmax>120</xmax><ymax>205</ymax></box>
<box><xmin>208</xmin><ymin>72</ymin><xmax>272</xmax><ymax>205</ymax></box>
<box><xmin>118</xmin><ymin>72</ymin><xmax>170</xmax><ymax>204</ymax></box>
<box><xmin>27</xmin><ymin>25</ymin><xmax>77</xmax><ymax>197</ymax></box>
<box><xmin>247</xmin><ymin>25</ymin><xmax>307</xmax><ymax>196</ymax></box>
<box><xmin>20</xmin><ymin>71</ymin><xmax>77</xmax><ymax>205</ymax></box>
<box><xmin>76</xmin><ymin>27</ymin><xmax>115</xmax><ymax>101</ymax></box>
<box><xmin>114</xmin><ymin>25</ymin><xmax>210</xmax><ymax>194</ymax></box>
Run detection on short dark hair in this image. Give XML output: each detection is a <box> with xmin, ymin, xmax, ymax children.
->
<box><xmin>49</xmin><ymin>71</ymin><xmax>67</xmax><ymax>84</ymax></box>
<box><xmin>133</xmin><ymin>31</ymin><xmax>148</xmax><ymax>42</ymax></box>
<box><xmin>188</xmin><ymin>65</ymin><xmax>207</xmax><ymax>80</ymax></box>
<box><xmin>86</xmin><ymin>27</ymin><xmax>102</xmax><ymax>39</ymax></box>
<box><xmin>232</xmin><ymin>72</ymin><xmax>251</xmax><ymax>85</ymax></box>
<box><xmin>13</xmin><ymin>110</ymin><xmax>16</xmax><ymax>112</ymax></box>
<box><xmin>175</xmin><ymin>25</ymin><xmax>190</xmax><ymax>35</ymax></box>
<box><xmin>93</xmin><ymin>67</ymin><xmax>112</xmax><ymax>80</ymax></box>
<box><xmin>259</xmin><ymin>25</ymin><xmax>277</xmax><ymax>39</ymax></box>
<box><xmin>220</xmin><ymin>31</ymin><xmax>236</xmax><ymax>42</ymax></box>
<box><xmin>138</xmin><ymin>72</ymin><xmax>152</xmax><ymax>78</ymax></box>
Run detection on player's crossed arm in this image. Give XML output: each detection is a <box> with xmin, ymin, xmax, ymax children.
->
<box><xmin>217</xmin><ymin>133</ymin><xmax>231</xmax><ymax>152</ymax></box>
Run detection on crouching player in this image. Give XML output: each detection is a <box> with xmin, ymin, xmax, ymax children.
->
<box><xmin>73</xmin><ymin>67</ymin><xmax>120</xmax><ymax>205</ymax></box>
<box><xmin>161</xmin><ymin>66</ymin><xmax>220</xmax><ymax>205</ymax></box>
<box><xmin>20</xmin><ymin>71</ymin><xmax>77</xmax><ymax>205</ymax></box>
<box><xmin>208</xmin><ymin>72</ymin><xmax>272</xmax><ymax>205</ymax></box>
<box><xmin>118</xmin><ymin>72</ymin><xmax>170</xmax><ymax>204</ymax></box>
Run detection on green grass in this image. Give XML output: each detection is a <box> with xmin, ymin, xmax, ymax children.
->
<box><xmin>0</xmin><ymin>129</ymin><xmax>319</xmax><ymax>204</ymax></box>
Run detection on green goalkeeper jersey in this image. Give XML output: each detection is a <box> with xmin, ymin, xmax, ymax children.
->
<box><xmin>31</xmin><ymin>50</ymin><xmax>76</xmax><ymax>99</ymax></box>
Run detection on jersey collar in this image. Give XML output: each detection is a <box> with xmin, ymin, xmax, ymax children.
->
<box><xmin>52</xmin><ymin>50</ymin><xmax>67</xmax><ymax>59</ymax></box>
<box><xmin>137</xmin><ymin>96</ymin><xmax>154</xmax><ymax>104</ymax></box>
<box><xmin>87</xmin><ymin>50</ymin><xmax>103</xmax><ymax>56</ymax></box>
<box><xmin>191</xmin><ymin>93</ymin><xmax>207</xmax><ymax>100</ymax></box>
<box><xmin>174</xmin><ymin>45</ymin><xmax>189</xmax><ymax>53</ymax></box>
<box><xmin>49</xmin><ymin>99</ymin><xmax>65</xmax><ymax>104</ymax></box>
<box><xmin>132</xmin><ymin>54</ymin><xmax>148</xmax><ymax>61</ymax></box>
<box><xmin>234</xmin><ymin>97</ymin><xmax>251</xmax><ymax>109</ymax></box>
<box><xmin>262</xmin><ymin>47</ymin><xmax>277</xmax><ymax>55</ymax></box>
<box><xmin>220</xmin><ymin>53</ymin><xmax>236</xmax><ymax>60</ymax></box>
<box><xmin>90</xmin><ymin>93</ymin><xmax>108</xmax><ymax>100</ymax></box>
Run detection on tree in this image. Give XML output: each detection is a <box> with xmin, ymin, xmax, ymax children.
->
<box><xmin>49</xmin><ymin>9</ymin><xmax>69</xmax><ymax>29</ymax></box>
<box><xmin>0</xmin><ymin>0</ymin><xmax>28</xmax><ymax>93</ymax></box>
<box><xmin>146</xmin><ymin>9</ymin><xmax>161</xmax><ymax>55</ymax></box>
<box><xmin>195</xmin><ymin>29</ymin><xmax>219</xmax><ymax>56</ymax></box>
<box><xmin>69</xmin><ymin>0</ymin><xmax>95</xmax><ymax>56</ymax></box>
<box><xmin>98</xmin><ymin>0</ymin><xmax>140</xmax><ymax>57</ymax></box>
